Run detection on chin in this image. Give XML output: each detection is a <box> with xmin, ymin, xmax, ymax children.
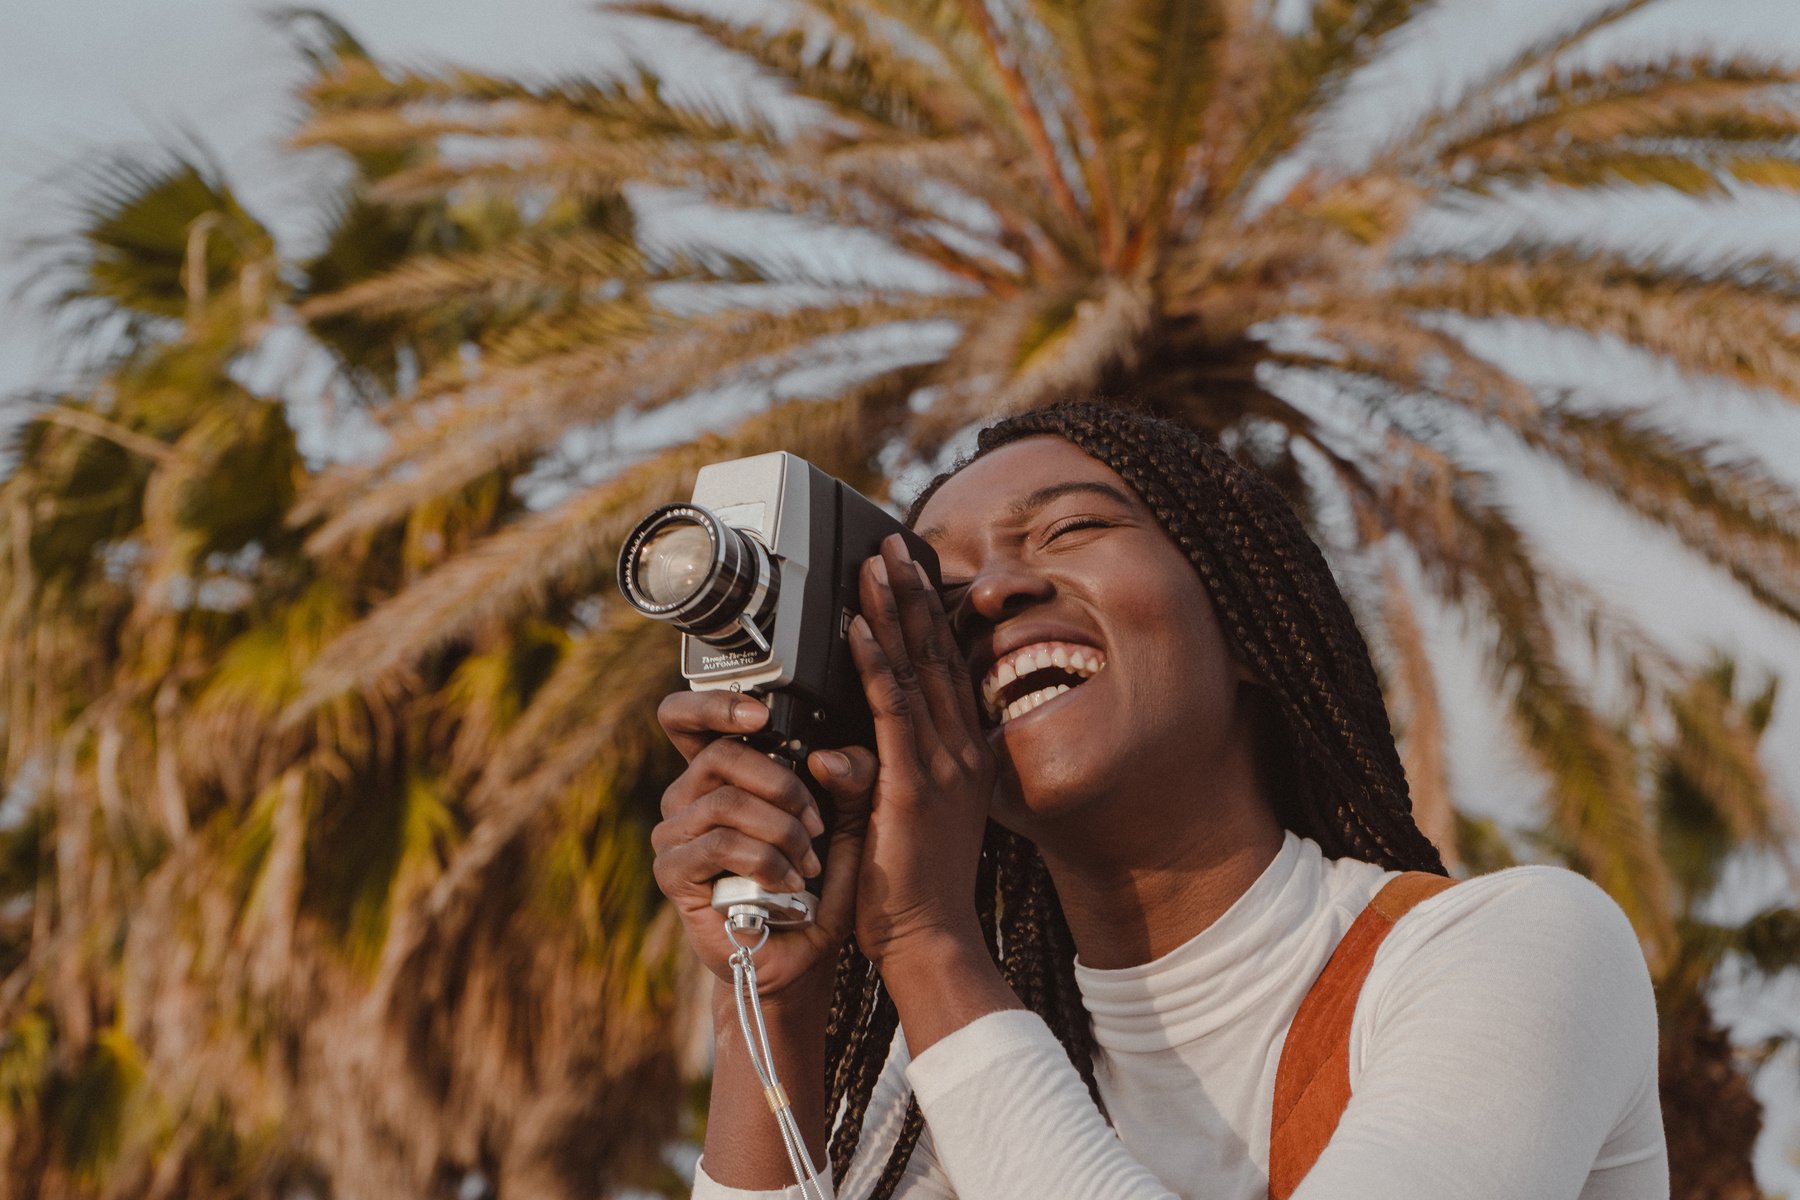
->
<box><xmin>988</xmin><ymin>750</ymin><xmax>1113</xmax><ymax>835</ymax></box>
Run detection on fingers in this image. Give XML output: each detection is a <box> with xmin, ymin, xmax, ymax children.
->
<box><xmin>655</xmin><ymin>826</ymin><xmax>810</xmax><ymax>896</ymax></box>
<box><xmin>856</xmin><ymin>535</ymin><xmax>983</xmax><ymax>753</ymax></box>
<box><xmin>806</xmin><ymin>745</ymin><xmax>876</xmax><ymax>939</ymax></box>
<box><xmin>653</xmin><ymin>785</ymin><xmax>820</xmax><ymax>886</ymax></box>
<box><xmin>661</xmin><ymin>736</ymin><xmax>825</xmax><ymax>834</ymax></box>
<box><xmin>808</xmin><ymin>745</ymin><xmax>878</xmax><ymax>811</ymax></box>
<box><xmin>657</xmin><ymin>689</ymin><xmax>770</xmax><ymax>762</ymax></box>
<box><xmin>891</xmin><ymin>545</ymin><xmax>987</xmax><ymax>735</ymax></box>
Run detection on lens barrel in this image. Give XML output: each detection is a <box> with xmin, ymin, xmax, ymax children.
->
<box><xmin>617</xmin><ymin>504</ymin><xmax>777</xmax><ymax>650</ymax></box>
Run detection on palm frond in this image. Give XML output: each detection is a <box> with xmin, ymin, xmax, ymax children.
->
<box><xmin>1333</xmin><ymin>428</ymin><xmax>1674</xmax><ymax>951</ymax></box>
<box><xmin>298</xmin><ymin>231</ymin><xmax>667</xmax><ymax>322</ymax></box>
<box><xmin>797</xmin><ymin>0</ymin><xmax>1042</xmax><ymax>169</ymax></box>
<box><xmin>1425</xmin><ymin>55</ymin><xmax>1800</xmax><ymax>172</ymax></box>
<box><xmin>1280</xmin><ymin>308</ymin><xmax>1800</xmax><ymax>626</ymax></box>
<box><xmin>615</xmin><ymin>2</ymin><xmax>975</xmax><ymax>138</ymax></box>
<box><xmin>918</xmin><ymin>274</ymin><xmax>1154</xmax><ymax>444</ymax></box>
<box><xmin>303</xmin><ymin>62</ymin><xmax>778</xmax><ymax>146</ymax></box>
<box><xmin>1453</xmin><ymin>146</ymin><xmax>1800</xmax><ymax>197</ymax></box>
<box><xmin>293</xmin><ymin>380</ymin><xmax>916</xmax><ymax>711</ymax></box>
<box><xmin>1220</xmin><ymin>0</ymin><xmax>1433</xmax><ymax>205</ymax></box>
<box><xmin>1404</xmin><ymin>0</ymin><xmax>1662</xmax><ymax>150</ymax></box>
<box><xmin>1544</xmin><ymin>411</ymin><xmax>1800</xmax><ymax>624</ymax></box>
<box><xmin>298</xmin><ymin>294</ymin><xmax>972</xmax><ymax>556</ymax></box>
<box><xmin>1390</xmin><ymin>254</ymin><xmax>1800</xmax><ymax>404</ymax></box>
<box><xmin>1376</xmin><ymin>551</ymin><xmax>1457</xmax><ymax>865</ymax></box>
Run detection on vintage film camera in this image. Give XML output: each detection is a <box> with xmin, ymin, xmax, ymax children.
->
<box><xmin>617</xmin><ymin>453</ymin><xmax>940</xmax><ymax>928</ymax></box>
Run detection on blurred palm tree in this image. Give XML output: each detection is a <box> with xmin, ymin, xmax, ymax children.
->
<box><xmin>3</xmin><ymin>1</ymin><xmax>1799</xmax><ymax>1197</ymax></box>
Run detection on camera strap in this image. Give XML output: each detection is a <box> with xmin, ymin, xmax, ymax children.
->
<box><xmin>725</xmin><ymin>909</ymin><xmax>830</xmax><ymax>1200</ymax></box>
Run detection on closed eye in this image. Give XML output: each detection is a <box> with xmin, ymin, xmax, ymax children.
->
<box><xmin>1044</xmin><ymin>515</ymin><xmax>1113</xmax><ymax>542</ymax></box>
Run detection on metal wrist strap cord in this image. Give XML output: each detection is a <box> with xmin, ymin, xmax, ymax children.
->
<box><xmin>726</xmin><ymin>909</ymin><xmax>829</xmax><ymax>1200</ymax></box>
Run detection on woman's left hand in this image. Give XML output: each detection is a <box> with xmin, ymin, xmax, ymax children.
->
<box><xmin>842</xmin><ymin>532</ymin><xmax>997</xmax><ymax>970</ymax></box>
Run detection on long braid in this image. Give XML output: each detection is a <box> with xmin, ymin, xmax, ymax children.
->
<box><xmin>823</xmin><ymin>402</ymin><xmax>1444</xmax><ymax>1197</ymax></box>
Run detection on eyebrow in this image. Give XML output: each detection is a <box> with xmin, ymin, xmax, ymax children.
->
<box><xmin>916</xmin><ymin>479</ymin><xmax>1137</xmax><ymax>545</ymax></box>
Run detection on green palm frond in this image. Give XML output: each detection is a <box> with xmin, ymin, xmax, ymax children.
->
<box><xmin>49</xmin><ymin>152</ymin><xmax>270</xmax><ymax>328</ymax></box>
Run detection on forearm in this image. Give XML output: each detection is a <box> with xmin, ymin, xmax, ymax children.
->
<box><xmin>702</xmin><ymin>972</ymin><xmax>832</xmax><ymax>1191</ymax></box>
<box><xmin>878</xmin><ymin>929</ymin><xmax>1024</xmax><ymax>1056</ymax></box>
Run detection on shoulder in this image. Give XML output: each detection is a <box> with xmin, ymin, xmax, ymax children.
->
<box><xmin>1344</xmin><ymin>867</ymin><xmax>1664</xmax><ymax>1170</ymax></box>
<box><xmin>1380</xmin><ymin>865</ymin><xmax>1644</xmax><ymax>974</ymax></box>
<box><xmin>1356</xmin><ymin>865</ymin><xmax>1657</xmax><ymax>1077</ymax></box>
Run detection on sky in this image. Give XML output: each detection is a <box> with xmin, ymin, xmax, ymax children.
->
<box><xmin>2</xmin><ymin>0</ymin><xmax>1800</xmax><ymax>1189</ymax></box>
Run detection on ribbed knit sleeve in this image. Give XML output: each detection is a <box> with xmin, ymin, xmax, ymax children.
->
<box><xmin>906</xmin><ymin>1010</ymin><xmax>1179</xmax><ymax>1199</ymax></box>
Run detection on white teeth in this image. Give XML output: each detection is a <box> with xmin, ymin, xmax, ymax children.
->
<box><xmin>1001</xmin><ymin>683</ymin><xmax>1072</xmax><ymax>724</ymax></box>
<box><xmin>980</xmin><ymin>641</ymin><xmax>1110</xmax><ymax>723</ymax></box>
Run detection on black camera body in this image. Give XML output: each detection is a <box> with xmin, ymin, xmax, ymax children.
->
<box><xmin>618</xmin><ymin>453</ymin><xmax>939</xmax><ymax>926</ymax></box>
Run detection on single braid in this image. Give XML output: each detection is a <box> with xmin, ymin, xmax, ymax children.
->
<box><xmin>822</xmin><ymin>401</ymin><xmax>1444</xmax><ymax>1196</ymax></box>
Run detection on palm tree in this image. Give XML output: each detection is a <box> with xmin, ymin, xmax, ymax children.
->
<box><xmin>1648</xmin><ymin>663</ymin><xmax>1799</xmax><ymax>1200</ymax></box>
<box><xmin>279</xmin><ymin>0</ymin><xmax>1800</xmax><ymax>1190</ymax></box>
<box><xmin>0</xmin><ymin>18</ymin><xmax>699</xmax><ymax>1196</ymax></box>
<box><xmin>2</xmin><ymin>1</ymin><xmax>1797</xmax><ymax>1196</ymax></box>
<box><xmin>289</xmin><ymin>0</ymin><xmax>1800</xmax><ymax>948</ymax></box>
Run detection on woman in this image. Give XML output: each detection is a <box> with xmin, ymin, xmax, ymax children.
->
<box><xmin>652</xmin><ymin>404</ymin><xmax>1666</xmax><ymax>1199</ymax></box>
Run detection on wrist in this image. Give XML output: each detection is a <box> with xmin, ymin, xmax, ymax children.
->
<box><xmin>877</xmin><ymin>927</ymin><xmax>1023</xmax><ymax>1057</ymax></box>
<box><xmin>712</xmin><ymin>965</ymin><xmax>832</xmax><ymax>1032</ymax></box>
<box><xmin>872</xmin><ymin>922</ymin><xmax>990</xmax><ymax>980</ymax></box>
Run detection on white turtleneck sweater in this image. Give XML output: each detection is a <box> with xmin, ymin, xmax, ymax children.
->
<box><xmin>694</xmin><ymin>833</ymin><xmax>1668</xmax><ymax>1199</ymax></box>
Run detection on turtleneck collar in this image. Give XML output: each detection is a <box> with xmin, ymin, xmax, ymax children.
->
<box><xmin>1074</xmin><ymin>832</ymin><xmax>1343</xmax><ymax>1052</ymax></box>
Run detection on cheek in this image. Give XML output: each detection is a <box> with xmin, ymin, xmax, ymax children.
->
<box><xmin>1122</xmin><ymin>582</ymin><xmax>1240</xmax><ymax>726</ymax></box>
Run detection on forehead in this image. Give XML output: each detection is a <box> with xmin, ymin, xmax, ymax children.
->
<box><xmin>913</xmin><ymin>435</ymin><xmax>1137</xmax><ymax>545</ymax></box>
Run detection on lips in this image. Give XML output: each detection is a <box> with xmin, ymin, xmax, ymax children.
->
<box><xmin>979</xmin><ymin>640</ymin><xmax>1107</xmax><ymax>725</ymax></box>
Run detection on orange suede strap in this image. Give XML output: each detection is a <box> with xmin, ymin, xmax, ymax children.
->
<box><xmin>1267</xmin><ymin>871</ymin><xmax>1457</xmax><ymax>1199</ymax></box>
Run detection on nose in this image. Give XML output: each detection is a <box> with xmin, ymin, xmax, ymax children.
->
<box><xmin>957</xmin><ymin>561</ymin><xmax>1053</xmax><ymax>635</ymax></box>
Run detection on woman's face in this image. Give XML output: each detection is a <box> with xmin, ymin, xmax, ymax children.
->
<box><xmin>913</xmin><ymin>435</ymin><xmax>1265</xmax><ymax>837</ymax></box>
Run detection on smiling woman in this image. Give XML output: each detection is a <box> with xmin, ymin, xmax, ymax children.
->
<box><xmin>651</xmin><ymin>404</ymin><xmax>1666</xmax><ymax>1200</ymax></box>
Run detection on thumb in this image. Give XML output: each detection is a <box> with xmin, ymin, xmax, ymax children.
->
<box><xmin>808</xmin><ymin>746</ymin><xmax>877</xmax><ymax>828</ymax></box>
<box><xmin>806</xmin><ymin>746</ymin><xmax>875</xmax><ymax>941</ymax></box>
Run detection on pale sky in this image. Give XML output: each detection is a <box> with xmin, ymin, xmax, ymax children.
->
<box><xmin>3</xmin><ymin>0</ymin><xmax>1799</xmax><ymax>1188</ymax></box>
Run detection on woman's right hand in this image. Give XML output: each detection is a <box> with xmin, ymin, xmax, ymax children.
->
<box><xmin>651</xmin><ymin>690</ymin><xmax>875</xmax><ymax>996</ymax></box>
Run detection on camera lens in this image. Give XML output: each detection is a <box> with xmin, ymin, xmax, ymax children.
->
<box><xmin>633</xmin><ymin>523</ymin><xmax>713</xmax><ymax>608</ymax></box>
<box><xmin>617</xmin><ymin>504</ymin><xmax>778</xmax><ymax>651</ymax></box>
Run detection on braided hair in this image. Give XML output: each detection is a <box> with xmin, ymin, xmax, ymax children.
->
<box><xmin>823</xmin><ymin>403</ymin><xmax>1446</xmax><ymax>1195</ymax></box>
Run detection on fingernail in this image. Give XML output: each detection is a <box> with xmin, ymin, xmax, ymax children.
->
<box><xmin>870</xmin><ymin>555</ymin><xmax>889</xmax><ymax>586</ymax></box>
<box><xmin>850</xmin><ymin>614</ymin><xmax>872</xmax><ymax>640</ymax></box>
<box><xmin>802</xmin><ymin>850</ymin><xmax>821</xmax><ymax>877</ymax></box>
<box><xmin>802</xmin><ymin>803</ymin><xmax>826</xmax><ymax>837</ymax></box>
<box><xmin>783</xmin><ymin>871</ymin><xmax>804</xmax><ymax>891</ymax></box>
<box><xmin>913</xmin><ymin>560</ymin><xmax>931</xmax><ymax>588</ymax></box>
<box><xmin>888</xmin><ymin>534</ymin><xmax>913</xmax><ymax>563</ymax></box>
<box><xmin>816</xmin><ymin>750</ymin><xmax>849</xmax><ymax>778</ymax></box>
<box><xmin>732</xmin><ymin>696</ymin><xmax>767</xmax><ymax>728</ymax></box>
